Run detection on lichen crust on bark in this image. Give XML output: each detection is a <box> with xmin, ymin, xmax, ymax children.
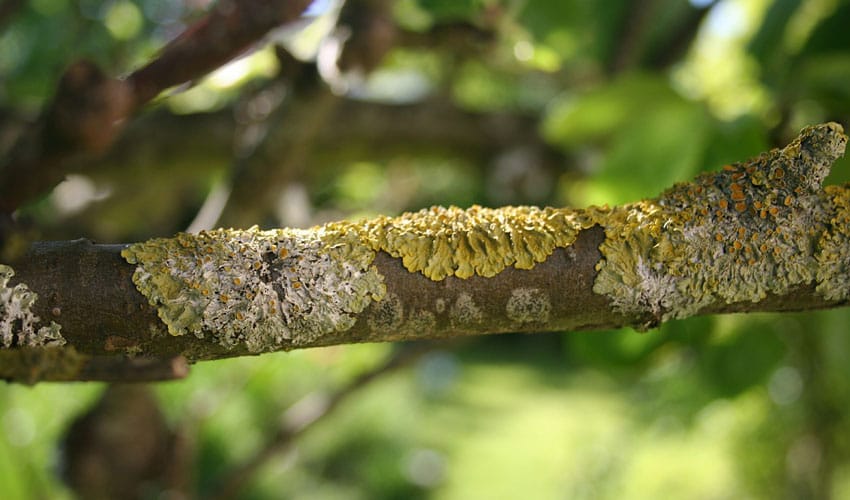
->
<box><xmin>121</xmin><ymin>227</ymin><xmax>386</xmax><ymax>352</ymax></box>
<box><xmin>593</xmin><ymin>122</ymin><xmax>849</xmax><ymax>324</ymax></box>
<box><xmin>816</xmin><ymin>184</ymin><xmax>850</xmax><ymax>300</ymax></box>
<box><xmin>0</xmin><ymin>264</ymin><xmax>65</xmax><ymax>348</ymax></box>
<box><xmin>123</xmin><ymin>123</ymin><xmax>848</xmax><ymax>344</ymax></box>
<box><xmin>329</xmin><ymin>205</ymin><xmax>599</xmax><ymax>280</ymax></box>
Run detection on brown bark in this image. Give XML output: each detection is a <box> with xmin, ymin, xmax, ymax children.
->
<box><xmin>1</xmin><ymin>222</ymin><xmax>844</xmax><ymax>384</ymax></box>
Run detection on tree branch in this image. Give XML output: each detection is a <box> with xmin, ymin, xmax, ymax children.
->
<box><xmin>0</xmin><ymin>0</ymin><xmax>313</xmax><ymax>215</ymax></box>
<box><xmin>1</xmin><ymin>123</ymin><xmax>848</xmax><ymax>383</ymax></box>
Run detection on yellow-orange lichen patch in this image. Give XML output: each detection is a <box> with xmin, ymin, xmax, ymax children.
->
<box><xmin>329</xmin><ymin>205</ymin><xmax>596</xmax><ymax>281</ymax></box>
<box><xmin>594</xmin><ymin>122</ymin><xmax>848</xmax><ymax>322</ymax></box>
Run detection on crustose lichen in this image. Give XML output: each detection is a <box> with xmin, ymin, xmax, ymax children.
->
<box><xmin>593</xmin><ymin>122</ymin><xmax>849</xmax><ymax>323</ymax></box>
<box><xmin>123</xmin><ymin>123</ymin><xmax>849</xmax><ymax>346</ymax></box>
<box><xmin>0</xmin><ymin>264</ymin><xmax>65</xmax><ymax>348</ymax></box>
<box><xmin>122</xmin><ymin>227</ymin><xmax>385</xmax><ymax>352</ymax></box>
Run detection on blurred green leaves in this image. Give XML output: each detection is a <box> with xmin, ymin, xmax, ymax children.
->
<box><xmin>544</xmin><ymin>74</ymin><xmax>711</xmax><ymax>204</ymax></box>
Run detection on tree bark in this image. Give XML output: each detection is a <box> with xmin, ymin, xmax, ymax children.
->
<box><xmin>1</xmin><ymin>123</ymin><xmax>848</xmax><ymax>383</ymax></box>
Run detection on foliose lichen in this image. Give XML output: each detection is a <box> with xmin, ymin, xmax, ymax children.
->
<box><xmin>121</xmin><ymin>226</ymin><xmax>386</xmax><ymax>352</ymax></box>
<box><xmin>0</xmin><ymin>264</ymin><xmax>65</xmax><ymax>348</ymax></box>
<box><xmin>334</xmin><ymin>205</ymin><xmax>595</xmax><ymax>280</ymax></box>
<box><xmin>593</xmin><ymin>122</ymin><xmax>848</xmax><ymax>321</ymax></box>
<box><xmin>124</xmin><ymin>123</ymin><xmax>848</xmax><ymax>344</ymax></box>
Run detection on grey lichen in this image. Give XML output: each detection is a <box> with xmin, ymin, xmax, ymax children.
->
<box><xmin>506</xmin><ymin>288</ymin><xmax>551</xmax><ymax>324</ymax></box>
<box><xmin>594</xmin><ymin>122</ymin><xmax>848</xmax><ymax>321</ymax></box>
<box><xmin>435</xmin><ymin>298</ymin><xmax>446</xmax><ymax>314</ymax></box>
<box><xmin>398</xmin><ymin>309</ymin><xmax>437</xmax><ymax>337</ymax></box>
<box><xmin>450</xmin><ymin>292</ymin><xmax>483</xmax><ymax>327</ymax></box>
<box><xmin>0</xmin><ymin>264</ymin><xmax>64</xmax><ymax>348</ymax></box>
<box><xmin>123</xmin><ymin>123</ymin><xmax>849</xmax><ymax>345</ymax></box>
<box><xmin>367</xmin><ymin>292</ymin><xmax>404</xmax><ymax>331</ymax></box>
<box><xmin>122</xmin><ymin>227</ymin><xmax>386</xmax><ymax>352</ymax></box>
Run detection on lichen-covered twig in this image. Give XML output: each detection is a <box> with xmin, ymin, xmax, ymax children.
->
<box><xmin>1</xmin><ymin>123</ymin><xmax>847</xmax><ymax>382</ymax></box>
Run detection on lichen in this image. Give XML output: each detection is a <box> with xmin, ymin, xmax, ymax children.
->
<box><xmin>594</xmin><ymin>122</ymin><xmax>848</xmax><ymax>321</ymax></box>
<box><xmin>816</xmin><ymin>184</ymin><xmax>850</xmax><ymax>300</ymax></box>
<box><xmin>435</xmin><ymin>298</ymin><xmax>446</xmax><ymax>314</ymax></box>
<box><xmin>124</xmin><ymin>123</ymin><xmax>849</xmax><ymax>343</ymax></box>
<box><xmin>367</xmin><ymin>292</ymin><xmax>404</xmax><ymax>331</ymax></box>
<box><xmin>449</xmin><ymin>292</ymin><xmax>483</xmax><ymax>327</ymax></box>
<box><xmin>331</xmin><ymin>205</ymin><xmax>595</xmax><ymax>281</ymax></box>
<box><xmin>124</xmin><ymin>205</ymin><xmax>599</xmax><ymax>348</ymax></box>
<box><xmin>398</xmin><ymin>309</ymin><xmax>436</xmax><ymax>337</ymax></box>
<box><xmin>0</xmin><ymin>264</ymin><xmax>65</xmax><ymax>348</ymax></box>
<box><xmin>506</xmin><ymin>288</ymin><xmax>551</xmax><ymax>323</ymax></box>
<box><xmin>121</xmin><ymin>226</ymin><xmax>386</xmax><ymax>352</ymax></box>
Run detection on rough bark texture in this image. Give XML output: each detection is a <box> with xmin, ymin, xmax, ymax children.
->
<box><xmin>1</xmin><ymin>123</ymin><xmax>848</xmax><ymax>383</ymax></box>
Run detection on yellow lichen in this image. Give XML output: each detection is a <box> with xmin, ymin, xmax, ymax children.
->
<box><xmin>330</xmin><ymin>205</ymin><xmax>595</xmax><ymax>281</ymax></box>
<box><xmin>594</xmin><ymin>122</ymin><xmax>848</xmax><ymax>322</ymax></box>
<box><xmin>123</xmin><ymin>123</ymin><xmax>849</xmax><ymax>342</ymax></box>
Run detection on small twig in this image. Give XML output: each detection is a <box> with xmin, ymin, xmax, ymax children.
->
<box><xmin>128</xmin><ymin>0</ymin><xmax>314</xmax><ymax>105</ymax></box>
<box><xmin>212</xmin><ymin>342</ymin><xmax>436</xmax><ymax>500</ymax></box>
<box><xmin>0</xmin><ymin>347</ymin><xmax>189</xmax><ymax>384</ymax></box>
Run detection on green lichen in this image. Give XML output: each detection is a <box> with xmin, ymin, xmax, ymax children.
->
<box><xmin>122</xmin><ymin>226</ymin><xmax>386</xmax><ymax>352</ymax></box>
<box><xmin>594</xmin><ymin>122</ymin><xmax>848</xmax><ymax>321</ymax></box>
<box><xmin>0</xmin><ymin>264</ymin><xmax>64</xmax><ymax>348</ymax></box>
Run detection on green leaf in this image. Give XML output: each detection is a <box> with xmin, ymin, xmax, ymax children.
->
<box><xmin>700</xmin><ymin>326</ymin><xmax>785</xmax><ymax>397</ymax></box>
<box><xmin>542</xmin><ymin>73</ymin><xmax>684</xmax><ymax>148</ymax></box>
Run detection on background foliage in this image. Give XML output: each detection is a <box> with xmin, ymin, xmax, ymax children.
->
<box><xmin>2</xmin><ymin>0</ymin><xmax>850</xmax><ymax>498</ymax></box>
